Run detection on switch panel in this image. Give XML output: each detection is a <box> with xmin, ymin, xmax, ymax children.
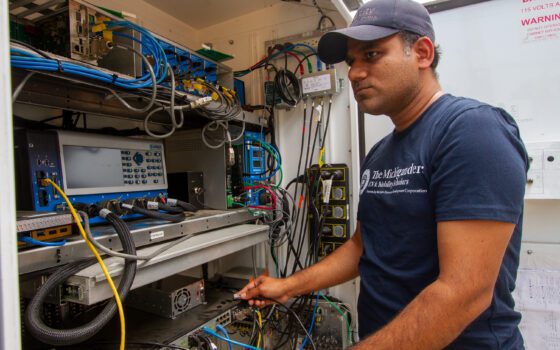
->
<box><xmin>307</xmin><ymin>164</ymin><xmax>350</xmax><ymax>258</ymax></box>
<box><xmin>525</xmin><ymin>142</ymin><xmax>560</xmax><ymax>199</ymax></box>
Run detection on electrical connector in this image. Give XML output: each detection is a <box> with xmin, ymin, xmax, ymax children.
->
<box><xmin>91</xmin><ymin>23</ymin><xmax>107</xmax><ymax>33</ymax></box>
<box><xmin>102</xmin><ymin>30</ymin><xmax>113</xmax><ymax>43</ymax></box>
<box><xmin>191</xmin><ymin>96</ymin><xmax>213</xmax><ymax>109</ymax></box>
<box><xmin>226</xmin><ymin>146</ymin><xmax>235</xmax><ymax>167</ymax></box>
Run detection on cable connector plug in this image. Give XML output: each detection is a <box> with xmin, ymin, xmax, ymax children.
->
<box><xmin>98</xmin><ymin>208</ymin><xmax>112</xmax><ymax>218</ymax></box>
<box><xmin>92</xmin><ymin>23</ymin><xmax>107</xmax><ymax>33</ymax></box>
<box><xmin>226</xmin><ymin>146</ymin><xmax>235</xmax><ymax>167</ymax></box>
<box><xmin>146</xmin><ymin>201</ymin><xmax>159</xmax><ymax>210</ymax></box>
<box><xmin>191</xmin><ymin>96</ymin><xmax>213</xmax><ymax>109</ymax></box>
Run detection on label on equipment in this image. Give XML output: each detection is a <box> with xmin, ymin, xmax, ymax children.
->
<box><xmin>147</xmin><ymin>201</ymin><xmax>159</xmax><ymax>210</ymax></box>
<box><xmin>322</xmin><ymin>179</ymin><xmax>333</xmax><ymax>204</ymax></box>
<box><xmin>313</xmin><ymin>105</ymin><xmax>323</xmax><ymax>122</ymax></box>
<box><xmin>302</xmin><ymin>74</ymin><xmax>331</xmax><ymax>94</ymax></box>
<box><xmin>150</xmin><ymin>231</ymin><xmax>164</xmax><ymax>240</ymax></box>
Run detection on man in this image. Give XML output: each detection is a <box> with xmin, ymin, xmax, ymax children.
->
<box><xmin>238</xmin><ymin>0</ymin><xmax>528</xmax><ymax>348</ymax></box>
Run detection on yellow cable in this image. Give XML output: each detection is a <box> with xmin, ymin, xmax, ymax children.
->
<box><xmin>256</xmin><ymin>310</ymin><xmax>263</xmax><ymax>349</ymax></box>
<box><xmin>43</xmin><ymin>179</ymin><xmax>126</xmax><ymax>350</ymax></box>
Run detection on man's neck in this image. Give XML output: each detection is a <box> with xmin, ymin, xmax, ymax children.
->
<box><xmin>391</xmin><ymin>81</ymin><xmax>443</xmax><ymax>133</ymax></box>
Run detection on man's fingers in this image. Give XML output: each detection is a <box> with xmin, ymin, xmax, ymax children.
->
<box><xmin>235</xmin><ymin>280</ymin><xmax>259</xmax><ymax>298</ymax></box>
<box><xmin>242</xmin><ymin>285</ymin><xmax>262</xmax><ymax>300</ymax></box>
<box><xmin>254</xmin><ymin>299</ymin><xmax>274</xmax><ymax>308</ymax></box>
<box><xmin>255</xmin><ymin>275</ymin><xmax>267</xmax><ymax>285</ymax></box>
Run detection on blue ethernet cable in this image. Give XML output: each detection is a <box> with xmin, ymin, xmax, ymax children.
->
<box><xmin>18</xmin><ymin>236</ymin><xmax>67</xmax><ymax>247</ymax></box>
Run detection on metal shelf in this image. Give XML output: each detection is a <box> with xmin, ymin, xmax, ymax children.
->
<box><xmin>12</xmin><ymin>69</ymin><xmax>267</xmax><ymax>126</ymax></box>
<box><xmin>63</xmin><ymin>223</ymin><xmax>268</xmax><ymax>305</ymax></box>
<box><xmin>18</xmin><ymin>208</ymin><xmax>259</xmax><ymax>274</ymax></box>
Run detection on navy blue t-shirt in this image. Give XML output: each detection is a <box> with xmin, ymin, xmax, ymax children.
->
<box><xmin>356</xmin><ymin>94</ymin><xmax>528</xmax><ymax>349</ymax></box>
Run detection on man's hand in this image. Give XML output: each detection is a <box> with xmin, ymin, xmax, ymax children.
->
<box><xmin>235</xmin><ymin>275</ymin><xmax>293</xmax><ymax>307</ymax></box>
<box><xmin>235</xmin><ymin>224</ymin><xmax>362</xmax><ymax>308</ymax></box>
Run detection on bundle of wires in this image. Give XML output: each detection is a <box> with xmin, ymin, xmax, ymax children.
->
<box><xmin>196</xmin><ymin>81</ymin><xmax>242</xmax><ymax>121</ymax></box>
<box><xmin>11</xmin><ymin>19</ymin><xmax>241</xmax><ymax>136</ymax></box>
<box><xmin>10</xmin><ymin>21</ymin><xmax>166</xmax><ymax>90</ymax></box>
<box><xmin>234</xmin><ymin>44</ymin><xmax>321</xmax><ymax>78</ymax></box>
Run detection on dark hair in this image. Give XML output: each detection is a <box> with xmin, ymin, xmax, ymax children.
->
<box><xmin>399</xmin><ymin>30</ymin><xmax>441</xmax><ymax>73</ymax></box>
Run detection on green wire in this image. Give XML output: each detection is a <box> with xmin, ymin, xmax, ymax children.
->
<box><xmin>260</xmin><ymin>142</ymin><xmax>282</xmax><ymax>188</ymax></box>
<box><xmin>247</xmin><ymin>138</ymin><xmax>283</xmax><ymax>189</ymax></box>
<box><xmin>271</xmin><ymin>246</ymin><xmax>280</xmax><ymax>277</ymax></box>
<box><xmin>289</xmin><ymin>49</ymin><xmax>313</xmax><ymax>73</ymax></box>
<box><xmin>318</xmin><ymin>291</ymin><xmax>352</xmax><ymax>344</ymax></box>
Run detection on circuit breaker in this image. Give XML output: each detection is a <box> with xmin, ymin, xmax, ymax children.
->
<box><xmin>525</xmin><ymin>142</ymin><xmax>560</xmax><ymax>199</ymax></box>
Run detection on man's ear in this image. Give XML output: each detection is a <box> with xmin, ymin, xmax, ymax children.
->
<box><xmin>413</xmin><ymin>37</ymin><xmax>435</xmax><ymax>70</ymax></box>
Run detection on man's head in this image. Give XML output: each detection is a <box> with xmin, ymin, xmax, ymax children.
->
<box><xmin>318</xmin><ymin>0</ymin><xmax>441</xmax><ymax>116</ymax></box>
<box><xmin>318</xmin><ymin>0</ymin><xmax>436</xmax><ymax>65</ymax></box>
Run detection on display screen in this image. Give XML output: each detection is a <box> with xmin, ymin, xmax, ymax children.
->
<box><xmin>63</xmin><ymin>145</ymin><xmax>124</xmax><ymax>189</ymax></box>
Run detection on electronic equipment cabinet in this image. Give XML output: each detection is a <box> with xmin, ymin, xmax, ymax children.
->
<box><xmin>1</xmin><ymin>1</ymin><xmax>359</xmax><ymax>349</ymax></box>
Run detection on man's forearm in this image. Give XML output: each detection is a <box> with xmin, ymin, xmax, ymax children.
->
<box><xmin>286</xmin><ymin>231</ymin><xmax>362</xmax><ymax>297</ymax></box>
<box><xmin>354</xmin><ymin>279</ymin><xmax>492</xmax><ymax>349</ymax></box>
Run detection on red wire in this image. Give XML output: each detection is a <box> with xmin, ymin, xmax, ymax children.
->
<box><xmin>248</xmin><ymin>50</ymin><xmax>304</xmax><ymax>74</ymax></box>
<box><xmin>243</xmin><ymin>184</ymin><xmax>278</xmax><ymax>209</ymax></box>
<box><xmin>285</xmin><ymin>51</ymin><xmax>304</xmax><ymax>75</ymax></box>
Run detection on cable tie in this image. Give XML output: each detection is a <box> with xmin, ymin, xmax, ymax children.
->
<box><xmin>56</xmin><ymin>59</ymin><xmax>63</xmax><ymax>72</ymax></box>
<box><xmin>111</xmin><ymin>74</ymin><xmax>118</xmax><ymax>84</ymax></box>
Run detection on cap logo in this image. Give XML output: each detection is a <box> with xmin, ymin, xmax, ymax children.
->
<box><xmin>355</xmin><ymin>7</ymin><xmax>378</xmax><ymax>24</ymax></box>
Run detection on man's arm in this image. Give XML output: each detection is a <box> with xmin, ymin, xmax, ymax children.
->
<box><xmin>238</xmin><ymin>222</ymin><xmax>363</xmax><ymax>307</ymax></box>
<box><xmin>352</xmin><ymin>220</ymin><xmax>514</xmax><ymax>350</ymax></box>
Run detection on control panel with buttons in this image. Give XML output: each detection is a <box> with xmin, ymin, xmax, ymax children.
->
<box><xmin>16</xmin><ymin>130</ymin><xmax>168</xmax><ymax>224</ymax></box>
<box><xmin>121</xmin><ymin>149</ymin><xmax>166</xmax><ymax>187</ymax></box>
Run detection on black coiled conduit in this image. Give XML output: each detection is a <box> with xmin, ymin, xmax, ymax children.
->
<box><xmin>274</xmin><ymin>69</ymin><xmax>302</xmax><ymax>106</ymax></box>
<box><xmin>24</xmin><ymin>212</ymin><xmax>137</xmax><ymax>346</ymax></box>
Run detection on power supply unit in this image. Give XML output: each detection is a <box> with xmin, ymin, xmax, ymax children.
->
<box><xmin>125</xmin><ymin>275</ymin><xmax>205</xmax><ymax>319</ymax></box>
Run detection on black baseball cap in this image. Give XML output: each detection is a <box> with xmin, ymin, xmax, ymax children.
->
<box><xmin>318</xmin><ymin>0</ymin><xmax>435</xmax><ymax>64</ymax></box>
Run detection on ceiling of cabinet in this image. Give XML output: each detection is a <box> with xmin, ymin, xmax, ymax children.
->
<box><xmin>143</xmin><ymin>0</ymin><xmax>337</xmax><ymax>29</ymax></box>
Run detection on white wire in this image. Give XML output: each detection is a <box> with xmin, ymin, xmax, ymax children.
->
<box><xmin>144</xmin><ymin>106</ymin><xmax>176</xmax><ymax>138</ymax></box>
<box><xmin>107</xmin><ymin>43</ymin><xmax>158</xmax><ymax>113</ymax></box>
<box><xmin>12</xmin><ymin>71</ymin><xmax>35</xmax><ymax>102</ymax></box>
<box><xmin>201</xmin><ymin>120</ymin><xmax>245</xmax><ymax>149</ymax></box>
